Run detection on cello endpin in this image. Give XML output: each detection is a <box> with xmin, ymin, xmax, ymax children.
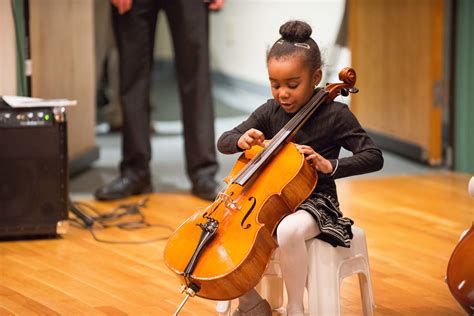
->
<box><xmin>173</xmin><ymin>293</ymin><xmax>191</xmax><ymax>316</ymax></box>
<box><xmin>174</xmin><ymin>283</ymin><xmax>200</xmax><ymax>315</ymax></box>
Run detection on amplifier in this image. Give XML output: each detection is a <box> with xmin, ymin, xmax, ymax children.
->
<box><xmin>0</xmin><ymin>99</ymin><xmax>68</xmax><ymax>238</ymax></box>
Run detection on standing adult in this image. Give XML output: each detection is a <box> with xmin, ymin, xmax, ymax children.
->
<box><xmin>95</xmin><ymin>0</ymin><xmax>224</xmax><ymax>201</ymax></box>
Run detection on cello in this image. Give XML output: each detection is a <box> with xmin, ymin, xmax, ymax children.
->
<box><xmin>446</xmin><ymin>177</ymin><xmax>474</xmax><ymax>314</ymax></box>
<box><xmin>446</xmin><ymin>223</ymin><xmax>474</xmax><ymax>314</ymax></box>
<box><xmin>164</xmin><ymin>68</ymin><xmax>358</xmax><ymax>313</ymax></box>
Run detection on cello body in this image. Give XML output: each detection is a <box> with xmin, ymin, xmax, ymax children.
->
<box><xmin>164</xmin><ymin>142</ymin><xmax>317</xmax><ymax>300</ymax></box>
<box><xmin>446</xmin><ymin>223</ymin><xmax>474</xmax><ymax>314</ymax></box>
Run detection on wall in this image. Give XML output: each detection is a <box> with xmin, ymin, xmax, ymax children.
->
<box><xmin>154</xmin><ymin>0</ymin><xmax>346</xmax><ymax>87</ymax></box>
<box><xmin>0</xmin><ymin>1</ymin><xmax>17</xmax><ymax>95</ymax></box>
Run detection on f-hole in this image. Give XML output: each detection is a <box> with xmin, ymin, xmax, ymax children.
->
<box><xmin>241</xmin><ymin>196</ymin><xmax>257</xmax><ymax>229</ymax></box>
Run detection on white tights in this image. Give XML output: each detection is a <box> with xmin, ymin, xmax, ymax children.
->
<box><xmin>237</xmin><ymin>210</ymin><xmax>320</xmax><ymax>316</ymax></box>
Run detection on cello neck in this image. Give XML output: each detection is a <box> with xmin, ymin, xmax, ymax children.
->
<box><xmin>285</xmin><ymin>88</ymin><xmax>328</xmax><ymax>140</ymax></box>
<box><xmin>232</xmin><ymin>88</ymin><xmax>328</xmax><ymax>186</ymax></box>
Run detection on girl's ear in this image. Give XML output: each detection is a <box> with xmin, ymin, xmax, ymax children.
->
<box><xmin>312</xmin><ymin>68</ymin><xmax>322</xmax><ymax>86</ymax></box>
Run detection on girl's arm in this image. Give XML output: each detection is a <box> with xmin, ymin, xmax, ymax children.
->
<box><xmin>217</xmin><ymin>103</ymin><xmax>270</xmax><ymax>154</ymax></box>
<box><xmin>330</xmin><ymin>105</ymin><xmax>384</xmax><ymax>179</ymax></box>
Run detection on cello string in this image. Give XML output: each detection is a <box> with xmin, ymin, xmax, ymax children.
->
<box><xmin>232</xmin><ymin>89</ymin><xmax>327</xmax><ymax>185</ymax></box>
<box><xmin>232</xmin><ymin>89</ymin><xmax>326</xmax><ymax>185</ymax></box>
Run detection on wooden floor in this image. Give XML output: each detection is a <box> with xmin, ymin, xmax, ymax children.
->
<box><xmin>0</xmin><ymin>172</ymin><xmax>472</xmax><ymax>315</ymax></box>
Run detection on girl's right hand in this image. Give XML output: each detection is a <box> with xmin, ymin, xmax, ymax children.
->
<box><xmin>237</xmin><ymin>128</ymin><xmax>265</xmax><ymax>150</ymax></box>
<box><xmin>111</xmin><ymin>0</ymin><xmax>133</xmax><ymax>15</ymax></box>
<box><xmin>206</xmin><ymin>0</ymin><xmax>225</xmax><ymax>11</ymax></box>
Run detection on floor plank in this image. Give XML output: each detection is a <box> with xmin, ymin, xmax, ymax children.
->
<box><xmin>0</xmin><ymin>172</ymin><xmax>471</xmax><ymax>315</ymax></box>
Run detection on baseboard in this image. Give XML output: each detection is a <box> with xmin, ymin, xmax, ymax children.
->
<box><xmin>367</xmin><ymin>129</ymin><xmax>428</xmax><ymax>164</ymax></box>
<box><xmin>212</xmin><ymin>72</ymin><xmax>269</xmax><ymax>97</ymax></box>
<box><xmin>154</xmin><ymin>58</ymin><xmax>270</xmax><ymax>97</ymax></box>
<box><xmin>69</xmin><ymin>146</ymin><xmax>100</xmax><ymax>176</ymax></box>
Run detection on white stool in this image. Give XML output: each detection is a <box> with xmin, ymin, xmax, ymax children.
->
<box><xmin>216</xmin><ymin>225</ymin><xmax>375</xmax><ymax>316</ymax></box>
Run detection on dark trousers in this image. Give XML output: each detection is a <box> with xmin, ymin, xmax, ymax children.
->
<box><xmin>112</xmin><ymin>0</ymin><xmax>218</xmax><ymax>184</ymax></box>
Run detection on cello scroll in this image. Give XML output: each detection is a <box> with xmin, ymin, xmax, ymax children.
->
<box><xmin>324</xmin><ymin>67</ymin><xmax>358</xmax><ymax>102</ymax></box>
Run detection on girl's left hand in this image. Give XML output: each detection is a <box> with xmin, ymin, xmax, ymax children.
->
<box><xmin>296</xmin><ymin>145</ymin><xmax>333</xmax><ymax>174</ymax></box>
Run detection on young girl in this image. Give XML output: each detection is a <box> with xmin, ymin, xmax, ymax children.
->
<box><xmin>217</xmin><ymin>20</ymin><xmax>383</xmax><ymax>316</ymax></box>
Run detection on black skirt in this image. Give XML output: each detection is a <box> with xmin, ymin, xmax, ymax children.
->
<box><xmin>299</xmin><ymin>193</ymin><xmax>354</xmax><ymax>248</ymax></box>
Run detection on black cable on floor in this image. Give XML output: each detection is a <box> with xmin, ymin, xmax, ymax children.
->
<box><xmin>68</xmin><ymin>197</ymin><xmax>174</xmax><ymax>244</ymax></box>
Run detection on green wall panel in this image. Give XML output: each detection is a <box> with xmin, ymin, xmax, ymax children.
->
<box><xmin>454</xmin><ymin>0</ymin><xmax>474</xmax><ymax>172</ymax></box>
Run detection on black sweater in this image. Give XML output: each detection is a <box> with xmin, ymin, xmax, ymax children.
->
<box><xmin>217</xmin><ymin>98</ymin><xmax>384</xmax><ymax>201</ymax></box>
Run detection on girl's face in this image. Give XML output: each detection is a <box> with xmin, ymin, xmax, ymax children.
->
<box><xmin>268</xmin><ymin>54</ymin><xmax>322</xmax><ymax>113</ymax></box>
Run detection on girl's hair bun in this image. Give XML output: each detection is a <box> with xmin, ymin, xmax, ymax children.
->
<box><xmin>279</xmin><ymin>20</ymin><xmax>312</xmax><ymax>42</ymax></box>
<box><xmin>268</xmin><ymin>20</ymin><xmax>321</xmax><ymax>71</ymax></box>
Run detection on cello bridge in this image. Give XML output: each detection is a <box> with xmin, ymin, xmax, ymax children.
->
<box><xmin>218</xmin><ymin>192</ymin><xmax>242</xmax><ymax>211</ymax></box>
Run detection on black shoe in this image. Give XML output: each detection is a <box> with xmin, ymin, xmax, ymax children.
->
<box><xmin>192</xmin><ymin>177</ymin><xmax>220</xmax><ymax>201</ymax></box>
<box><xmin>94</xmin><ymin>175</ymin><xmax>153</xmax><ymax>201</ymax></box>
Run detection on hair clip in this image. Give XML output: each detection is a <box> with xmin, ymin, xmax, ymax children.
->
<box><xmin>294</xmin><ymin>42</ymin><xmax>310</xmax><ymax>49</ymax></box>
<box><xmin>277</xmin><ymin>40</ymin><xmax>284</xmax><ymax>45</ymax></box>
